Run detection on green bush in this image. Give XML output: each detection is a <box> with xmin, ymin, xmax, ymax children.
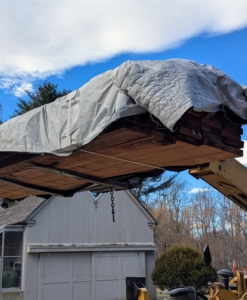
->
<box><xmin>152</xmin><ymin>245</ymin><xmax>217</xmax><ymax>290</ymax></box>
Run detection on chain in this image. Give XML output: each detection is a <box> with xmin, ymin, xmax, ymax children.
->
<box><xmin>110</xmin><ymin>188</ymin><xmax>115</xmax><ymax>222</ymax></box>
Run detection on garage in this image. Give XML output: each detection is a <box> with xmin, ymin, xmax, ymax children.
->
<box><xmin>0</xmin><ymin>190</ymin><xmax>157</xmax><ymax>299</ymax></box>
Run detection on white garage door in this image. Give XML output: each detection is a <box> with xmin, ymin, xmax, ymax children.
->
<box><xmin>94</xmin><ymin>252</ymin><xmax>146</xmax><ymax>300</ymax></box>
<box><xmin>39</xmin><ymin>253</ymin><xmax>91</xmax><ymax>300</ymax></box>
<box><xmin>39</xmin><ymin>251</ymin><xmax>145</xmax><ymax>300</ymax></box>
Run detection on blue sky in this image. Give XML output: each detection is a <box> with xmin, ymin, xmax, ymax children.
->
<box><xmin>0</xmin><ymin>0</ymin><xmax>247</xmax><ymax>192</ymax></box>
<box><xmin>1</xmin><ymin>27</ymin><xmax>247</xmax><ymax>120</ymax></box>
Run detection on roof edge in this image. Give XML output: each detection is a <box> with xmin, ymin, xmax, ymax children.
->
<box><xmin>125</xmin><ymin>190</ymin><xmax>157</xmax><ymax>225</ymax></box>
<box><xmin>26</xmin><ymin>196</ymin><xmax>54</xmax><ymax>222</ymax></box>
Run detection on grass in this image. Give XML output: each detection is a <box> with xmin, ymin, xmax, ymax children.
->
<box><xmin>157</xmin><ymin>288</ymin><xmax>166</xmax><ymax>299</ymax></box>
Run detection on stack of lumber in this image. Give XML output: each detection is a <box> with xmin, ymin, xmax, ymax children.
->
<box><xmin>0</xmin><ymin>110</ymin><xmax>243</xmax><ymax>200</ymax></box>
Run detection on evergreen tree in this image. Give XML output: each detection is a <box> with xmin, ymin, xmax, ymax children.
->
<box><xmin>152</xmin><ymin>245</ymin><xmax>217</xmax><ymax>290</ymax></box>
<box><xmin>11</xmin><ymin>81</ymin><xmax>70</xmax><ymax>117</ymax></box>
<box><xmin>131</xmin><ymin>172</ymin><xmax>177</xmax><ymax>207</ymax></box>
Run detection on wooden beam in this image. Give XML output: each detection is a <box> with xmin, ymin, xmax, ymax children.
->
<box><xmin>62</xmin><ymin>183</ymin><xmax>101</xmax><ymax>197</ymax></box>
<box><xmin>29</xmin><ymin>163</ymin><xmax>132</xmax><ymax>190</ymax></box>
<box><xmin>0</xmin><ymin>177</ymin><xmax>68</xmax><ymax>197</ymax></box>
<box><xmin>0</xmin><ymin>153</ymin><xmax>38</xmax><ymax>169</ymax></box>
<box><xmin>64</xmin><ymin>184</ymin><xmax>121</xmax><ymax>196</ymax></box>
<box><xmin>82</xmin><ymin>185</ymin><xmax>122</xmax><ymax>193</ymax></box>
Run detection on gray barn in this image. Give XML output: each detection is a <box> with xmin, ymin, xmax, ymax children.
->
<box><xmin>0</xmin><ymin>190</ymin><xmax>157</xmax><ymax>300</ymax></box>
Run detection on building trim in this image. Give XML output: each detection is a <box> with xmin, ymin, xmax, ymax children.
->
<box><xmin>27</xmin><ymin>243</ymin><xmax>157</xmax><ymax>253</ymax></box>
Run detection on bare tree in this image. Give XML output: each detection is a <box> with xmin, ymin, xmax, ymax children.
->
<box><xmin>145</xmin><ymin>175</ymin><xmax>247</xmax><ymax>272</ymax></box>
<box><xmin>149</xmin><ymin>177</ymin><xmax>192</xmax><ymax>257</ymax></box>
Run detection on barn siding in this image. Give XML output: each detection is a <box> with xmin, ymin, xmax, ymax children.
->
<box><xmin>27</xmin><ymin>191</ymin><xmax>154</xmax><ymax>245</ymax></box>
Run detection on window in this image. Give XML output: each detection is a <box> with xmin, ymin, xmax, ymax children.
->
<box><xmin>0</xmin><ymin>229</ymin><xmax>23</xmax><ymax>290</ymax></box>
<box><xmin>88</xmin><ymin>191</ymin><xmax>102</xmax><ymax>200</ymax></box>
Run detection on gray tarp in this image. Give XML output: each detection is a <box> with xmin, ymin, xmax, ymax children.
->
<box><xmin>0</xmin><ymin>59</ymin><xmax>246</xmax><ymax>156</ymax></box>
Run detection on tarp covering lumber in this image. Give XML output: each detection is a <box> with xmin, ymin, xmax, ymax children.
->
<box><xmin>0</xmin><ymin>59</ymin><xmax>246</xmax><ymax>156</ymax></box>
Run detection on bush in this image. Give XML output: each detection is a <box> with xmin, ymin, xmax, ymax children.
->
<box><xmin>152</xmin><ymin>245</ymin><xmax>217</xmax><ymax>290</ymax></box>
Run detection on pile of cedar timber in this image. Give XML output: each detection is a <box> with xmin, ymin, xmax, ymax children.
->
<box><xmin>0</xmin><ymin>110</ymin><xmax>243</xmax><ymax>201</ymax></box>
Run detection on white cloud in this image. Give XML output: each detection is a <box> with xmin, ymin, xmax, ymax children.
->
<box><xmin>0</xmin><ymin>76</ymin><xmax>34</xmax><ymax>97</ymax></box>
<box><xmin>12</xmin><ymin>83</ymin><xmax>34</xmax><ymax>98</ymax></box>
<box><xmin>0</xmin><ymin>78</ymin><xmax>19</xmax><ymax>90</ymax></box>
<box><xmin>188</xmin><ymin>188</ymin><xmax>210</xmax><ymax>194</ymax></box>
<box><xmin>0</xmin><ymin>0</ymin><xmax>247</xmax><ymax>89</ymax></box>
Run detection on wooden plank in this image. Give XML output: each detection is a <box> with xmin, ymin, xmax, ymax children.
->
<box><xmin>223</xmin><ymin>120</ymin><xmax>243</xmax><ymax>134</ymax></box>
<box><xmin>163</xmin><ymin>144</ymin><xmax>238</xmax><ymax>166</ymax></box>
<box><xmin>0</xmin><ymin>138</ymin><xmax>240</xmax><ymax>192</ymax></box>
<box><xmin>11</xmin><ymin>169</ymin><xmax>50</xmax><ymax>179</ymax></box>
<box><xmin>65</xmin><ymin>183</ymin><xmax>98</xmax><ymax>195</ymax></box>
<box><xmin>28</xmin><ymin>169</ymin><xmax>54</xmax><ymax>178</ymax></box>
<box><xmin>82</xmin><ymin>128</ymin><xmax>148</xmax><ymax>152</ymax></box>
<box><xmin>222</xmin><ymin>128</ymin><xmax>243</xmax><ymax>138</ymax></box>
<box><xmin>203</xmin><ymin>139</ymin><xmax>243</xmax><ymax>156</ymax></box>
<box><xmin>201</xmin><ymin>122</ymin><xmax>221</xmax><ymax>136</ymax></box>
<box><xmin>45</xmin><ymin>152</ymin><xmax>90</xmax><ymax>169</ymax></box>
<box><xmin>176</xmin><ymin>127</ymin><xmax>202</xmax><ymax>140</ymax></box>
<box><xmin>0</xmin><ymin>153</ymin><xmax>20</xmax><ymax>161</ymax></box>
<box><xmin>72</xmin><ymin>163</ymin><xmax>140</xmax><ymax>177</ymax></box>
<box><xmin>103</xmin><ymin>119</ymin><xmax>151</xmax><ymax>136</ymax></box>
<box><xmin>0</xmin><ymin>153</ymin><xmax>38</xmax><ymax>169</ymax></box>
<box><xmin>23</xmin><ymin>176</ymin><xmax>82</xmax><ymax>188</ymax></box>
<box><xmin>86</xmin><ymin>185</ymin><xmax>122</xmax><ymax>193</ymax></box>
<box><xmin>200</xmin><ymin>131</ymin><xmax>223</xmax><ymax>144</ymax></box>
<box><xmin>0</xmin><ymin>185</ymin><xmax>29</xmax><ymax>195</ymax></box>
<box><xmin>224</xmin><ymin>136</ymin><xmax>244</xmax><ymax>148</ymax></box>
<box><xmin>58</xmin><ymin>134</ymin><xmax>155</xmax><ymax>170</ymax></box>
<box><xmin>0</xmin><ymin>183</ymin><xmax>46</xmax><ymax>199</ymax></box>
<box><xmin>55</xmin><ymin>112</ymin><xmax>243</xmax><ymax>175</ymax></box>
<box><xmin>75</xmin><ymin>139</ymin><xmax>237</xmax><ymax>175</ymax></box>
<box><xmin>76</xmin><ymin>147</ymin><xmax>166</xmax><ymax>174</ymax></box>
<box><xmin>72</xmin><ymin>145</ymin><xmax>161</xmax><ymax>176</ymax></box>
<box><xmin>0</xmin><ymin>177</ymin><xmax>69</xmax><ymax>196</ymax></box>
<box><xmin>129</xmin><ymin>140</ymin><xmax>236</xmax><ymax>166</ymax></box>
<box><xmin>177</xmin><ymin>113</ymin><xmax>201</xmax><ymax>131</ymax></box>
<box><xmin>28</xmin><ymin>153</ymin><xmax>66</xmax><ymax>167</ymax></box>
<box><xmin>29</xmin><ymin>163</ymin><xmax>132</xmax><ymax>189</ymax></box>
<box><xmin>201</xmin><ymin>116</ymin><xmax>222</xmax><ymax>130</ymax></box>
<box><xmin>175</xmin><ymin>133</ymin><xmax>202</xmax><ymax>146</ymax></box>
<box><xmin>110</xmin><ymin>140</ymin><xmax>211</xmax><ymax>166</ymax></box>
<box><xmin>0</xmin><ymin>110</ymin><xmax>243</xmax><ymax>200</ymax></box>
<box><xmin>66</xmin><ymin>185</ymin><xmax>99</xmax><ymax>194</ymax></box>
<box><xmin>121</xmin><ymin>114</ymin><xmax>152</xmax><ymax>128</ymax></box>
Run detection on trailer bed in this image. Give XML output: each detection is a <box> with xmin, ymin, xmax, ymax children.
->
<box><xmin>0</xmin><ymin>110</ymin><xmax>243</xmax><ymax>200</ymax></box>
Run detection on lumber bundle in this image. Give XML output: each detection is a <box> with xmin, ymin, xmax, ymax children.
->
<box><xmin>0</xmin><ymin>110</ymin><xmax>243</xmax><ymax>200</ymax></box>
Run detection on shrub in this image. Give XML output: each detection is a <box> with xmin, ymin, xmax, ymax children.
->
<box><xmin>151</xmin><ymin>245</ymin><xmax>217</xmax><ymax>290</ymax></box>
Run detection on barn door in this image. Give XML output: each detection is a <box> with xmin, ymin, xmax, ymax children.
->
<box><xmin>39</xmin><ymin>253</ymin><xmax>91</xmax><ymax>300</ymax></box>
<box><xmin>93</xmin><ymin>251</ymin><xmax>146</xmax><ymax>300</ymax></box>
<box><xmin>39</xmin><ymin>251</ymin><xmax>146</xmax><ymax>300</ymax></box>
